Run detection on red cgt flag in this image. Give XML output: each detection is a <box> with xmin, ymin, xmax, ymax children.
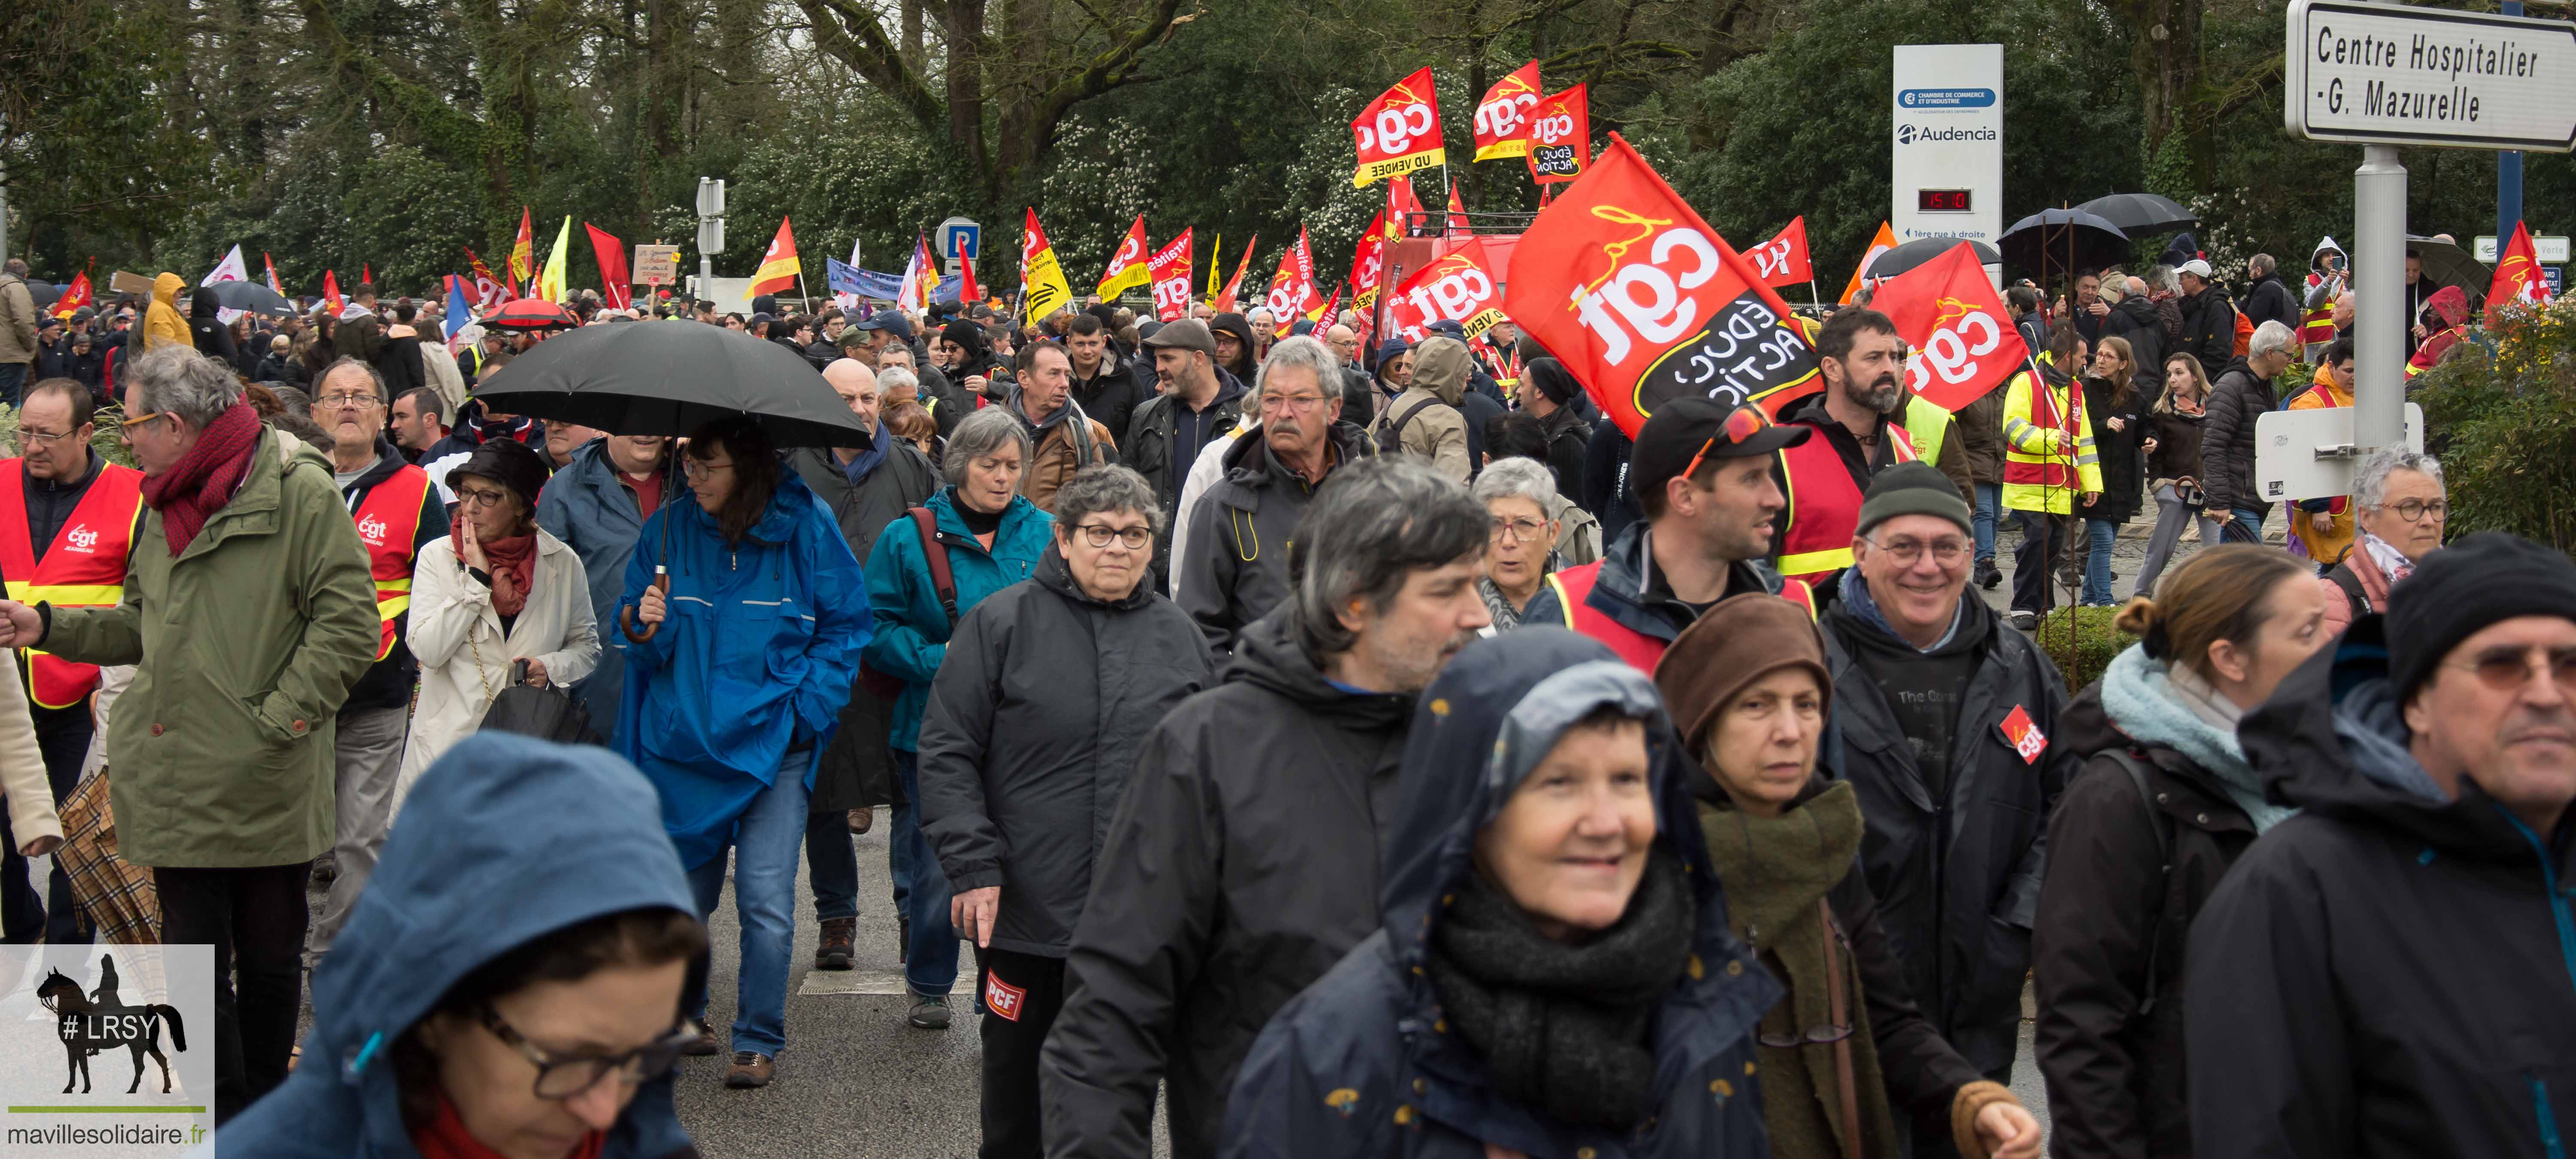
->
<box><xmin>1749</xmin><ymin>216</ymin><xmax>1814</xmax><ymax>289</ymax></box>
<box><xmin>1386</xmin><ymin>237</ymin><xmax>1508</xmax><ymax>343</ymax></box>
<box><xmin>49</xmin><ymin>271</ymin><xmax>93</xmax><ymax>319</ymax></box>
<box><xmin>1213</xmin><ymin>234</ymin><xmax>1258</xmax><ymax>314</ymax></box>
<box><xmin>323</xmin><ymin>270</ymin><xmax>346</xmax><ymax>318</ymax></box>
<box><xmin>1351</xmin><ymin>67</ymin><xmax>1446</xmax><ymax>188</ymax></box>
<box><xmin>1473</xmin><ymin>61</ymin><xmax>1544</xmax><ymax>161</ymax></box>
<box><xmin>1262</xmin><ymin>228</ymin><xmax>1322</xmax><ymax>337</ymax></box>
<box><xmin>1148</xmin><ymin>228</ymin><xmax>1195</xmax><ymax>322</ymax></box>
<box><xmin>584</xmin><ymin>223</ymin><xmax>631</xmax><ymax>310</ymax></box>
<box><xmin>1525</xmin><ymin>85</ymin><xmax>1592</xmax><ymax>186</ymax></box>
<box><xmin>1503</xmin><ymin>133</ymin><xmax>1820</xmax><ymax>437</ymax></box>
<box><xmin>2490</xmin><ymin>220</ymin><xmax>2556</xmax><ymax>322</ymax></box>
<box><xmin>1098</xmin><ymin>214</ymin><xmax>1151</xmax><ymax>299</ymax></box>
<box><xmin>957</xmin><ymin>233</ymin><xmax>983</xmax><ymax>304</ymax></box>
<box><xmin>1870</xmin><ymin>241</ymin><xmax>2023</xmax><ymax>413</ymax></box>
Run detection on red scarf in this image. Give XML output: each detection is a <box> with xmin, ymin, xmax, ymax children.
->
<box><xmin>452</xmin><ymin>510</ymin><xmax>538</xmax><ymax>617</ymax></box>
<box><xmin>137</xmin><ymin>400</ymin><xmax>262</xmax><ymax>555</ymax></box>
<box><xmin>412</xmin><ymin>1092</ymin><xmax>605</xmax><ymax>1159</ymax></box>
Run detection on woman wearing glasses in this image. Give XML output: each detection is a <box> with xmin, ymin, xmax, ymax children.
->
<box><xmin>2317</xmin><ymin>448</ymin><xmax>2448</xmax><ymax>635</ymax></box>
<box><xmin>917</xmin><ymin>464</ymin><xmax>1211</xmax><ymax>1154</ymax></box>
<box><xmin>1471</xmin><ymin>457</ymin><xmax>1567</xmax><ymax>633</ymax></box>
<box><xmin>1657</xmin><ymin>595</ymin><xmax>2043</xmax><ymax>1159</ymax></box>
<box><xmin>399</xmin><ymin>438</ymin><xmax>600</xmax><ymax>793</ymax></box>
<box><xmin>220</xmin><ymin>733</ymin><xmax>711</xmax><ymax>1159</ymax></box>
<box><xmin>2032</xmin><ymin>545</ymin><xmax>2326</xmax><ymax>1156</ymax></box>
<box><xmin>618</xmin><ymin>414</ymin><xmax>871</xmax><ymax>1090</ymax></box>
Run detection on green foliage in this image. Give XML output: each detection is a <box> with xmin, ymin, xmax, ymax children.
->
<box><xmin>2033</xmin><ymin>604</ymin><xmax>2140</xmax><ymax>686</ymax></box>
<box><xmin>0</xmin><ymin>405</ymin><xmax>140</xmax><ymax>471</ymax></box>
<box><xmin>2411</xmin><ymin>301</ymin><xmax>2576</xmax><ymax>558</ymax></box>
<box><xmin>3</xmin><ymin>3</ymin><xmax>211</xmax><ymax>266</ymax></box>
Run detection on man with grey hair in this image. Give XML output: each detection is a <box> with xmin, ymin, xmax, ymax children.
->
<box><xmin>308</xmin><ymin>357</ymin><xmax>445</xmax><ymax>956</ymax></box>
<box><xmin>2203</xmin><ymin>319</ymin><xmax>2299</xmax><ymax>542</ymax></box>
<box><xmin>1043</xmin><ymin>456</ymin><xmax>1489</xmax><ymax>1159</ymax></box>
<box><xmin>1177</xmin><ymin>335</ymin><xmax>1376</xmax><ymax>651</ymax></box>
<box><xmin>0</xmin><ymin>344</ymin><xmax>377</xmax><ymax>1119</ymax></box>
<box><xmin>2319</xmin><ymin>447</ymin><xmax>2448</xmax><ymax>633</ymax></box>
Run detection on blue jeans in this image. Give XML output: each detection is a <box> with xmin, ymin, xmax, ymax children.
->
<box><xmin>2083</xmin><ymin>519</ymin><xmax>2120</xmax><ymax>605</ymax></box>
<box><xmin>891</xmin><ymin>748</ymin><xmax>959</xmax><ymax>998</ymax></box>
<box><xmin>686</xmin><ymin>746</ymin><xmax>813</xmax><ymax>1057</ymax></box>
<box><xmin>2230</xmin><ymin>506</ymin><xmax>2266</xmax><ymax>544</ymax></box>
<box><xmin>1973</xmin><ymin>482</ymin><xmax>2001</xmax><ymax>565</ymax></box>
<box><xmin>806</xmin><ymin>809</ymin><xmax>858</xmax><ymax>922</ymax></box>
<box><xmin>0</xmin><ymin>363</ymin><xmax>25</xmax><ymax>410</ymax></box>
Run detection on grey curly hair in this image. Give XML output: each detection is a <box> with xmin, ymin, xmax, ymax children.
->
<box><xmin>126</xmin><ymin>345</ymin><xmax>243</xmax><ymax>430</ymax></box>
<box><xmin>942</xmin><ymin>405</ymin><xmax>1033</xmax><ymax>489</ymax></box>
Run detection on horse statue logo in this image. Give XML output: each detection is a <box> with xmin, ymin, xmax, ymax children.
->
<box><xmin>35</xmin><ymin>953</ymin><xmax>187</xmax><ymax>1095</ymax></box>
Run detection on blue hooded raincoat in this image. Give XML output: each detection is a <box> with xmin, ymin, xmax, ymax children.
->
<box><xmin>1223</xmin><ymin>628</ymin><xmax>1782</xmax><ymax>1159</ymax></box>
<box><xmin>214</xmin><ymin>734</ymin><xmax>702</xmax><ymax>1158</ymax></box>
<box><xmin>614</xmin><ymin>471</ymin><xmax>870</xmax><ymax>869</ymax></box>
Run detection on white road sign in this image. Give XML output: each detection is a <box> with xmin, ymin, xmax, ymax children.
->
<box><xmin>2287</xmin><ymin>0</ymin><xmax>2576</xmax><ymax>152</ymax></box>
<box><xmin>2476</xmin><ymin>233</ymin><xmax>2572</xmax><ymax>263</ymax></box>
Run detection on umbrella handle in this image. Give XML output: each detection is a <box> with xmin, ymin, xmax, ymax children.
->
<box><xmin>621</xmin><ymin>568</ymin><xmax>668</xmax><ymax>643</ymax></box>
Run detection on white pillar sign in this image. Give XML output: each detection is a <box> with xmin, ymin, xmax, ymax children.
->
<box><xmin>1892</xmin><ymin>44</ymin><xmax>2004</xmax><ymax>247</ymax></box>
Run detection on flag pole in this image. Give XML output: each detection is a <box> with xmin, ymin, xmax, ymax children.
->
<box><xmin>1809</xmin><ymin>278</ymin><xmax>1821</xmax><ymax>309</ymax></box>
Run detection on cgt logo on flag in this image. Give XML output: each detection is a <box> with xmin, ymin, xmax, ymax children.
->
<box><xmin>1386</xmin><ymin>241</ymin><xmax>1508</xmax><ymax>342</ymax></box>
<box><xmin>1472</xmin><ymin>61</ymin><xmax>1544</xmax><ymax>161</ymax></box>
<box><xmin>1872</xmin><ymin>243</ymin><xmax>2019</xmax><ymax>412</ymax></box>
<box><xmin>1352</xmin><ymin>68</ymin><xmax>1447</xmax><ymax>187</ymax></box>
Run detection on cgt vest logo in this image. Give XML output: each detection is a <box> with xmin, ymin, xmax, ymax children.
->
<box><xmin>357</xmin><ymin>513</ymin><xmax>389</xmax><ymax>547</ymax></box>
<box><xmin>63</xmin><ymin>524</ymin><xmax>98</xmax><ymax>553</ymax></box>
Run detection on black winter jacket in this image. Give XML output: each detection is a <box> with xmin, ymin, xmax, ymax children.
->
<box><xmin>2080</xmin><ymin>376</ymin><xmax>2147</xmax><ymax>525</ymax></box>
<box><xmin>1582</xmin><ymin>419</ymin><xmax>1643</xmax><ymax>545</ymax></box>
<box><xmin>2187</xmin><ymin>619</ymin><xmax>2576</xmax><ymax>1159</ymax></box>
<box><xmin>917</xmin><ymin>545</ymin><xmax>1213</xmax><ymax>956</ymax></box>
<box><xmin>1222</xmin><ymin>630</ymin><xmax>1778</xmax><ymax>1159</ymax></box>
<box><xmin>2100</xmin><ymin>296</ymin><xmax>2168</xmax><ymax>399</ymax></box>
<box><xmin>336</xmin><ymin>441</ymin><xmax>448</xmax><ymax>714</ymax></box>
<box><xmin>1820</xmin><ymin>596</ymin><xmax>2077</xmax><ymax>1076</ymax></box>
<box><xmin>1176</xmin><ymin>420</ymin><xmax>1374</xmax><ymax>653</ymax></box>
<box><xmin>2238</xmin><ymin>274</ymin><xmax>2299</xmax><ymax>333</ymax></box>
<box><xmin>2033</xmin><ymin>671</ymin><xmax>2259</xmax><ymax>1159</ymax></box>
<box><xmin>2197</xmin><ymin>357</ymin><xmax>2276</xmax><ymax>514</ymax></box>
<box><xmin>1074</xmin><ymin>354</ymin><xmax>1153</xmax><ymax>447</ymax></box>
<box><xmin>2175</xmin><ymin>285</ymin><xmax>2236</xmax><ymax>381</ymax></box>
<box><xmin>1040</xmin><ymin>602</ymin><xmax>1416</xmax><ymax>1159</ymax></box>
<box><xmin>1534</xmin><ymin>403</ymin><xmax>1590</xmax><ymax>503</ymax></box>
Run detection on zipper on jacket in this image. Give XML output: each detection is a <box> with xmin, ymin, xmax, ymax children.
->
<box><xmin>2537</xmin><ymin>1074</ymin><xmax>2568</xmax><ymax>1159</ymax></box>
<box><xmin>2498</xmin><ymin>804</ymin><xmax>2576</xmax><ymax>1000</ymax></box>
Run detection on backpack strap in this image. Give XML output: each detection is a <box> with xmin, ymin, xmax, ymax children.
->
<box><xmin>2100</xmin><ymin>747</ymin><xmax>2177</xmax><ymax>1014</ymax></box>
<box><xmin>2326</xmin><ymin>563</ymin><xmax>2371</xmax><ymax>618</ymax></box>
<box><xmin>910</xmin><ymin>507</ymin><xmax>961</xmax><ymax>628</ymax></box>
<box><xmin>1379</xmin><ymin>396</ymin><xmax>1441</xmax><ymax>453</ymax></box>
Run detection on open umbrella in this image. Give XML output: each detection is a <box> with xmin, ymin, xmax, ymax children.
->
<box><xmin>472</xmin><ymin>320</ymin><xmax>871</xmax><ymax>643</ymax></box>
<box><xmin>1867</xmin><ymin>237</ymin><xmax>2002</xmax><ymax>280</ymax></box>
<box><xmin>481</xmin><ymin>297</ymin><xmax>577</xmax><ymax>331</ymax></box>
<box><xmin>23</xmin><ymin>280</ymin><xmax>61</xmax><ymax>310</ymax></box>
<box><xmin>2405</xmin><ymin>235</ymin><xmax>2491</xmax><ymax>293</ymax></box>
<box><xmin>1999</xmin><ymin>209</ymin><xmax>2131</xmax><ymax>280</ymax></box>
<box><xmin>2074</xmin><ymin>193</ymin><xmax>2198</xmax><ymax>237</ymax></box>
<box><xmin>205</xmin><ymin>279</ymin><xmax>295</xmax><ymax>318</ymax></box>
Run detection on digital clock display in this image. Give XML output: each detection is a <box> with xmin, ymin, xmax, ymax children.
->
<box><xmin>1917</xmin><ymin>189</ymin><xmax>1973</xmax><ymax>213</ymax></box>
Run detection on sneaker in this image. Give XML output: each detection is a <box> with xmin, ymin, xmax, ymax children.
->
<box><xmin>815</xmin><ymin>917</ymin><xmax>856</xmax><ymax>971</ymax></box>
<box><xmin>908</xmin><ymin>994</ymin><xmax>952</xmax><ymax>1030</ymax></box>
<box><xmin>723</xmin><ymin>1051</ymin><xmax>774</xmax><ymax>1088</ymax></box>
<box><xmin>682</xmin><ymin>1017</ymin><xmax>721</xmax><ymax>1057</ymax></box>
<box><xmin>2008</xmin><ymin>610</ymin><xmax>2037</xmax><ymax>631</ymax></box>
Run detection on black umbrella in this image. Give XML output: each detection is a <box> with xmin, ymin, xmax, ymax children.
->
<box><xmin>1999</xmin><ymin>209</ymin><xmax>2131</xmax><ymax>280</ymax></box>
<box><xmin>472</xmin><ymin>319</ymin><xmax>867</xmax><ymax>448</ymax></box>
<box><xmin>2406</xmin><ymin>235</ymin><xmax>2491</xmax><ymax>293</ymax></box>
<box><xmin>205</xmin><ymin>279</ymin><xmax>295</xmax><ymax>317</ymax></box>
<box><xmin>2074</xmin><ymin>193</ymin><xmax>2198</xmax><ymax>237</ymax></box>
<box><xmin>1867</xmin><ymin>237</ymin><xmax>2002</xmax><ymax>280</ymax></box>
<box><xmin>472</xmin><ymin>320</ymin><xmax>870</xmax><ymax>643</ymax></box>
<box><xmin>23</xmin><ymin>280</ymin><xmax>61</xmax><ymax>310</ymax></box>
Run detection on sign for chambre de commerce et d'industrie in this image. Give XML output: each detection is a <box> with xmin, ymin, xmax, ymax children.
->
<box><xmin>3</xmin><ymin>945</ymin><xmax>216</xmax><ymax>1156</ymax></box>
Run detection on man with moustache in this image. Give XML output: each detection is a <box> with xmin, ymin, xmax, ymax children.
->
<box><xmin>1768</xmin><ymin>307</ymin><xmax>1938</xmax><ymax>602</ymax></box>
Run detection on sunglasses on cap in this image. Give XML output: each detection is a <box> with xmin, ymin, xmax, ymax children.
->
<box><xmin>1682</xmin><ymin>404</ymin><xmax>1776</xmax><ymax>481</ymax></box>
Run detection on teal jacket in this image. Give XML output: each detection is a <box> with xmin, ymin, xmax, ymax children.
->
<box><xmin>862</xmin><ymin>487</ymin><xmax>1054</xmax><ymax>751</ymax></box>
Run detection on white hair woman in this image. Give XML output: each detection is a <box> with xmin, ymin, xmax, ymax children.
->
<box><xmin>1470</xmin><ymin>457</ymin><xmax>1565</xmax><ymax>633</ymax></box>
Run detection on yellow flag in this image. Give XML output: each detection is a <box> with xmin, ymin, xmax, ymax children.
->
<box><xmin>1021</xmin><ymin>209</ymin><xmax>1074</xmax><ymax>322</ymax></box>
<box><xmin>538</xmin><ymin>216</ymin><xmax>572</xmax><ymax>301</ymax></box>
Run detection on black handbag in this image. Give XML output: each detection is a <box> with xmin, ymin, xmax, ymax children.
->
<box><xmin>472</xmin><ymin>642</ymin><xmax>603</xmax><ymax>746</ymax></box>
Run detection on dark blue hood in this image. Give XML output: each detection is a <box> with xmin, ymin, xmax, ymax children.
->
<box><xmin>216</xmin><ymin>735</ymin><xmax>699</xmax><ymax>1158</ymax></box>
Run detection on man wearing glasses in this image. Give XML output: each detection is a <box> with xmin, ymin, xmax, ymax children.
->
<box><xmin>1820</xmin><ymin>461</ymin><xmax>2077</xmax><ymax>1156</ymax></box>
<box><xmin>2190</xmin><ymin>532</ymin><xmax>2576</xmax><ymax>1159</ymax></box>
<box><xmin>0</xmin><ymin>378</ymin><xmax>142</xmax><ymax>944</ymax></box>
<box><xmin>1175</xmin><ymin>335</ymin><xmax>1375</xmax><ymax>653</ymax></box>
<box><xmin>309</xmin><ymin>358</ymin><xmax>446</xmax><ymax>958</ymax></box>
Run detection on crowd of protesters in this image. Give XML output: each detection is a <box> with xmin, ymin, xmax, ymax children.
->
<box><xmin>0</xmin><ymin>228</ymin><xmax>2564</xmax><ymax>1159</ymax></box>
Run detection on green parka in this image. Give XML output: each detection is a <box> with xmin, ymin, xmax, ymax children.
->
<box><xmin>47</xmin><ymin>428</ymin><xmax>380</xmax><ymax>868</ymax></box>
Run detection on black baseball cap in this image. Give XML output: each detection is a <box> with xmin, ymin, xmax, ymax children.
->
<box><xmin>1630</xmin><ymin>398</ymin><xmax>1809</xmax><ymax>502</ymax></box>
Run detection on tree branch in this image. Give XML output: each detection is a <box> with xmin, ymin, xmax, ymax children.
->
<box><xmin>1025</xmin><ymin>0</ymin><xmax>1188</xmax><ymax>140</ymax></box>
<box><xmin>793</xmin><ymin>0</ymin><xmax>946</xmax><ymax>139</ymax></box>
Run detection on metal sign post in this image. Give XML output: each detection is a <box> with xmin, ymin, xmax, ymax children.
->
<box><xmin>2285</xmin><ymin>0</ymin><xmax>2576</xmax><ymax>458</ymax></box>
<box><xmin>695</xmin><ymin>178</ymin><xmax>727</xmax><ymax>302</ymax></box>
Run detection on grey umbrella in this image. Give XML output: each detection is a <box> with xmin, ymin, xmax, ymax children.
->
<box><xmin>2074</xmin><ymin>193</ymin><xmax>2199</xmax><ymax>237</ymax></box>
<box><xmin>206</xmin><ymin>279</ymin><xmax>296</xmax><ymax>318</ymax></box>
<box><xmin>1999</xmin><ymin>209</ymin><xmax>2131</xmax><ymax>280</ymax></box>
<box><xmin>2405</xmin><ymin>235</ymin><xmax>2491</xmax><ymax>293</ymax></box>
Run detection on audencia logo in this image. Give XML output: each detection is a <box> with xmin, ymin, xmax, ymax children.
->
<box><xmin>1897</xmin><ymin>125</ymin><xmax>1998</xmax><ymax>145</ymax></box>
<box><xmin>1898</xmin><ymin>125</ymin><xmax>1916</xmax><ymax>145</ymax></box>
